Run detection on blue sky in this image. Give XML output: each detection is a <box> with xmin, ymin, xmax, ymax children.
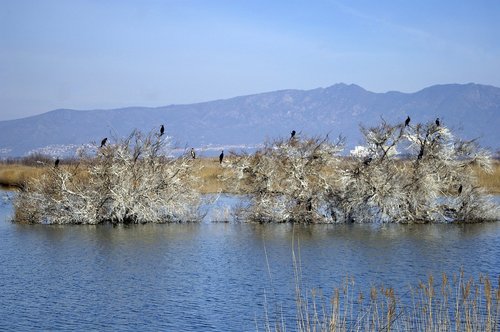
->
<box><xmin>1</xmin><ymin>0</ymin><xmax>499</xmax><ymax>120</ymax></box>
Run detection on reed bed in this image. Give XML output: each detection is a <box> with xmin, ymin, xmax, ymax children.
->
<box><xmin>260</xmin><ymin>237</ymin><xmax>500</xmax><ymax>331</ymax></box>
<box><xmin>476</xmin><ymin>160</ymin><xmax>500</xmax><ymax>194</ymax></box>
<box><xmin>188</xmin><ymin>157</ymin><xmax>240</xmax><ymax>194</ymax></box>
<box><xmin>1</xmin><ymin>158</ymin><xmax>500</xmax><ymax>194</ymax></box>
<box><xmin>0</xmin><ymin>164</ymin><xmax>44</xmax><ymax>188</ymax></box>
<box><xmin>263</xmin><ymin>271</ymin><xmax>499</xmax><ymax>332</ymax></box>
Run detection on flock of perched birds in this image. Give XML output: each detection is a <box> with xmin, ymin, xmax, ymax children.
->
<box><xmin>358</xmin><ymin>116</ymin><xmax>461</xmax><ymax>194</ymax></box>
<box><xmin>54</xmin><ymin>117</ymin><xmax>442</xmax><ymax>168</ymax></box>
<box><xmin>52</xmin><ymin>117</ymin><xmax>463</xmax><ymax>195</ymax></box>
<box><xmin>405</xmin><ymin>116</ymin><xmax>440</xmax><ymax>128</ymax></box>
<box><xmin>54</xmin><ymin>124</ymin><xmax>220</xmax><ymax>168</ymax></box>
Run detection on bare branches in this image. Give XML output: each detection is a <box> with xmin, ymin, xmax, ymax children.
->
<box><xmin>226</xmin><ymin>121</ymin><xmax>498</xmax><ymax>224</ymax></box>
<box><xmin>13</xmin><ymin>120</ymin><xmax>498</xmax><ymax>224</ymax></box>
<box><xmin>14</xmin><ymin>130</ymin><xmax>201</xmax><ymax>224</ymax></box>
<box><xmin>338</xmin><ymin>120</ymin><xmax>498</xmax><ymax>223</ymax></box>
<box><xmin>223</xmin><ymin>135</ymin><xmax>345</xmax><ymax>223</ymax></box>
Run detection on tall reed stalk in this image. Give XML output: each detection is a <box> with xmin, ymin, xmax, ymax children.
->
<box><xmin>263</xmin><ymin>247</ymin><xmax>499</xmax><ymax>332</ymax></box>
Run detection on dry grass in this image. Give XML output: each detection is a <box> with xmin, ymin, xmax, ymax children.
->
<box><xmin>0</xmin><ymin>164</ymin><xmax>45</xmax><ymax>188</ymax></box>
<box><xmin>264</xmin><ymin>271</ymin><xmax>500</xmax><ymax>331</ymax></box>
<box><xmin>263</xmin><ymin>240</ymin><xmax>500</xmax><ymax>331</ymax></box>
<box><xmin>188</xmin><ymin>157</ymin><xmax>233</xmax><ymax>194</ymax></box>
<box><xmin>2</xmin><ymin>158</ymin><xmax>500</xmax><ymax>194</ymax></box>
<box><xmin>0</xmin><ymin>158</ymin><xmax>233</xmax><ymax>194</ymax></box>
<box><xmin>476</xmin><ymin>160</ymin><xmax>500</xmax><ymax>194</ymax></box>
<box><xmin>0</xmin><ymin>164</ymin><xmax>88</xmax><ymax>189</ymax></box>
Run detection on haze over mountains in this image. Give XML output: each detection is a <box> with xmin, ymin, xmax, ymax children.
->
<box><xmin>0</xmin><ymin>83</ymin><xmax>499</xmax><ymax>157</ymax></box>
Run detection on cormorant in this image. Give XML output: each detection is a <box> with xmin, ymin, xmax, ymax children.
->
<box><xmin>219</xmin><ymin>150</ymin><xmax>224</xmax><ymax>164</ymax></box>
<box><xmin>363</xmin><ymin>157</ymin><xmax>372</xmax><ymax>166</ymax></box>
<box><xmin>405</xmin><ymin>116</ymin><xmax>411</xmax><ymax>127</ymax></box>
<box><xmin>160</xmin><ymin>124</ymin><xmax>165</xmax><ymax>136</ymax></box>
<box><xmin>417</xmin><ymin>147</ymin><xmax>424</xmax><ymax>160</ymax></box>
<box><xmin>458</xmin><ymin>184</ymin><xmax>463</xmax><ymax>195</ymax></box>
<box><xmin>191</xmin><ymin>148</ymin><xmax>196</xmax><ymax>159</ymax></box>
<box><xmin>435</xmin><ymin>118</ymin><xmax>440</xmax><ymax>127</ymax></box>
<box><xmin>100</xmin><ymin>137</ymin><xmax>108</xmax><ymax>148</ymax></box>
<box><xmin>54</xmin><ymin>158</ymin><xmax>60</xmax><ymax>168</ymax></box>
<box><xmin>290</xmin><ymin>130</ymin><xmax>296</xmax><ymax>139</ymax></box>
<box><xmin>306</xmin><ymin>198</ymin><xmax>312</xmax><ymax>212</ymax></box>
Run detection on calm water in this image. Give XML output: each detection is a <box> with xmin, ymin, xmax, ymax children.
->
<box><xmin>1</xmin><ymin>192</ymin><xmax>499</xmax><ymax>331</ymax></box>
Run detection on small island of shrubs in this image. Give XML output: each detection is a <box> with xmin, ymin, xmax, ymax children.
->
<box><xmin>8</xmin><ymin>119</ymin><xmax>500</xmax><ymax>224</ymax></box>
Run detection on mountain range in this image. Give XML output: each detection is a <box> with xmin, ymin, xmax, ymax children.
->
<box><xmin>0</xmin><ymin>83</ymin><xmax>499</xmax><ymax>157</ymax></box>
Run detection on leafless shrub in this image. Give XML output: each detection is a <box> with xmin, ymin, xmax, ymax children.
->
<box><xmin>14</xmin><ymin>130</ymin><xmax>202</xmax><ymax>224</ymax></box>
<box><xmin>336</xmin><ymin>120</ymin><xmax>498</xmax><ymax>223</ymax></box>
<box><xmin>226</xmin><ymin>120</ymin><xmax>498</xmax><ymax>223</ymax></box>
<box><xmin>224</xmin><ymin>135</ymin><xmax>345</xmax><ymax>223</ymax></box>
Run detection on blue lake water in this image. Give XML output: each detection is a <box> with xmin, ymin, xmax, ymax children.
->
<box><xmin>1</xmin><ymin>191</ymin><xmax>499</xmax><ymax>330</ymax></box>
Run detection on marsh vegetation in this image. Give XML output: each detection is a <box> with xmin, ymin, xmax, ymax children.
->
<box><xmin>225</xmin><ymin>120</ymin><xmax>498</xmax><ymax>223</ymax></box>
<box><xmin>266</xmin><ymin>269</ymin><xmax>500</xmax><ymax>331</ymax></box>
<box><xmin>13</xmin><ymin>131</ymin><xmax>201</xmax><ymax>224</ymax></box>
<box><xmin>5</xmin><ymin>119</ymin><xmax>499</xmax><ymax>224</ymax></box>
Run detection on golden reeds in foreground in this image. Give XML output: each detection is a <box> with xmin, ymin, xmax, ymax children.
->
<box><xmin>264</xmin><ymin>270</ymin><xmax>499</xmax><ymax>331</ymax></box>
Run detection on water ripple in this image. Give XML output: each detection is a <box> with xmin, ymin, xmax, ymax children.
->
<box><xmin>1</xmin><ymin>199</ymin><xmax>499</xmax><ymax>330</ymax></box>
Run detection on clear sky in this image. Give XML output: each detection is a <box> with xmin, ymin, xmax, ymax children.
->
<box><xmin>1</xmin><ymin>0</ymin><xmax>499</xmax><ymax>120</ymax></box>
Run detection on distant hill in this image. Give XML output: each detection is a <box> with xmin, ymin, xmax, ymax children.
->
<box><xmin>0</xmin><ymin>83</ymin><xmax>499</xmax><ymax>157</ymax></box>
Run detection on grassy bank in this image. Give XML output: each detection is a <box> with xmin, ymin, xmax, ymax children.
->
<box><xmin>0</xmin><ymin>164</ymin><xmax>45</xmax><ymax>189</ymax></box>
<box><xmin>1</xmin><ymin>158</ymin><xmax>500</xmax><ymax>194</ymax></box>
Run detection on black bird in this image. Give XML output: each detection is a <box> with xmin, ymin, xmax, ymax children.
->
<box><xmin>363</xmin><ymin>157</ymin><xmax>372</xmax><ymax>166</ymax></box>
<box><xmin>100</xmin><ymin>137</ymin><xmax>108</xmax><ymax>148</ymax></box>
<box><xmin>191</xmin><ymin>147</ymin><xmax>196</xmax><ymax>159</ymax></box>
<box><xmin>417</xmin><ymin>147</ymin><xmax>424</xmax><ymax>160</ymax></box>
<box><xmin>458</xmin><ymin>184</ymin><xmax>463</xmax><ymax>195</ymax></box>
<box><xmin>306</xmin><ymin>197</ymin><xmax>313</xmax><ymax>212</ymax></box>
<box><xmin>290</xmin><ymin>130</ymin><xmax>296</xmax><ymax>139</ymax></box>
<box><xmin>160</xmin><ymin>124</ymin><xmax>164</xmax><ymax>136</ymax></box>
<box><xmin>435</xmin><ymin>118</ymin><xmax>440</xmax><ymax>127</ymax></box>
<box><xmin>405</xmin><ymin>116</ymin><xmax>411</xmax><ymax>127</ymax></box>
<box><xmin>219</xmin><ymin>150</ymin><xmax>224</xmax><ymax>164</ymax></box>
<box><xmin>54</xmin><ymin>158</ymin><xmax>60</xmax><ymax>168</ymax></box>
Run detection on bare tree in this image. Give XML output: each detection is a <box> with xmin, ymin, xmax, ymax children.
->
<box><xmin>226</xmin><ymin>120</ymin><xmax>498</xmax><ymax>224</ymax></box>
<box><xmin>14</xmin><ymin>130</ymin><xmax>202</xmax><ymax>224</ymax></box>
<box><xmin>13</xmin><ymin>121</ymin><xmax>498</xmax><ymax>224</ymax></box>
<box><xmin>334</xmin><ymin>120</ymin><xmax>498</xmax><ymax>223</ymax></box>
<box><xmin>225</xmin><ymin>135</ymin><xmax>345</xmax><ymax>223</ymax></box>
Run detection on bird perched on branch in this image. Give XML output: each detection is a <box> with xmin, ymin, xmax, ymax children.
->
<box><xmin>306</xmin><ymin>198</ymin><xmax>312</xmax><ymax>212</ymax></box>
<box><xmin>219</xmin><ymin>150</ymin><xmax>224</xmax><ymax>164</ymax></box>
<box><xmin>435</xmin><ymin>118</ymin><xmax>440</xmax><ymax>127</ymax></box>
<box><xmin>290</xmin><ymin>130</ymin><xmax>296</xmax><ymax>139</ymax></box>
<box><xmin>363</xmin><ymin>157</ymin><xmax>372</xmax><ymax>166</ymax></box>
<box><xmin>405</xmin><ymin>116</ymin><xmax>410</xmax><ymax>127</ymax></box>
<box><xmin>54</xmin><ymin>158</ymin><xmax>60</xmax><ymax>168</ymax></box>
<box><xmin>100</xmin><ymin>137</ymin><xmax>108</xmax><ymax>148</ymax></box>
<box><xmin>191</xmin><ymin>148</ymin><xmax>196</xmax><ymax>159</ymax></box>
<box><xmin>417</xmin><ymin>147</ymin><xmax>424</xmax><ymax>160</ymax></box>
<box><xmin>458</xmin><ymin>184</ymin><xmax>463</xmax><ymax>195</ymax></box>
<box><xmin>160</xmin><ymin>124</ymin><xmax>165</xmax><ymax>136</ymax></box>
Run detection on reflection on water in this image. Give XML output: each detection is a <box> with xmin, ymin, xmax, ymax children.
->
<box><xmin>0</xmin><ymin>194</ymin><xmax>499</xmax><ymax>331</ymax></box>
